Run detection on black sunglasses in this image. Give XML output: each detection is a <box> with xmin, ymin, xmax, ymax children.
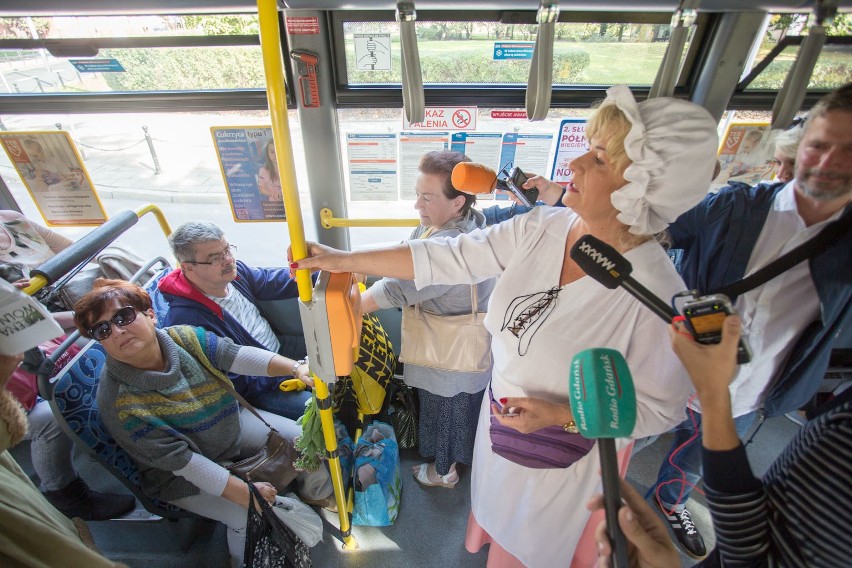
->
<box><xmin>88</xmin><ymin>306</ymin><xmax>138</xmax><ymax>341</ymax></box>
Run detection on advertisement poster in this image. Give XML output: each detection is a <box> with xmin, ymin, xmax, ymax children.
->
<box><xmin>550</xmin><ymin>119</ymin><xmax>588</xmax><ymax>187</ymax></box>
<box><xmin>715</xmin><ymin>123</ymin><xmax>774</xmax><ymax>187</ymax></box>
<box><xmin>346</xmin><ymin>133</ymin><xmax>398</xmax><ymax>201</ymax></box>
<box><xmin>0</xmin><ymin>131</ymin><xmax>106</xmax><ymax>226</ymax></box>
<box><xmin>210</xmin><ymin>126</ymin><xmax>285</xmax><ymax>222</ymax></box>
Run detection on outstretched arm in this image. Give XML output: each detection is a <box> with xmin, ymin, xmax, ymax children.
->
<box><xmin>289</xmin><ymin>241</ymin><xmax>414</xmax><ymax>280</ymax></box>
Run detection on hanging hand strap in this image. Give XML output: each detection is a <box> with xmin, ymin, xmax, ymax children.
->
<box><xmin>398</xmin><ymin>1</ymin><xmax>425</xmax><ymax>123</ymax></box>
<box><xmin>648</xmin><ymin>0</ymin><xmax>699</xmax><ymax>99</ymax></box>
<box><xmin>526</xmin><ymin>2</ymin><xmax>558</xmax><ymax>121</ymax></box>
<box><xmin>714</xmin><ymin>210</ymin><xmax>851</xmax><ymax>299</ymax></box>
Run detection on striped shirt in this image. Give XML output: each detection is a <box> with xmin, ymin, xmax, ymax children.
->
<box><xmin>700</xmin><ymin>394</ymin><xmax>852</xmax><ymax>567</ymax></box>
<box><xmin>209</xmin><ymin>283</ymin><xmax>280</xmax><ymax>353</ymax></box>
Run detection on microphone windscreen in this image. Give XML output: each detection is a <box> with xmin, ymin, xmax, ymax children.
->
<box><xmin>568</xmin><ymin>348</ymin><xmax>636</xmax><ymax>438</ymax></box>
<box><xmin>451</xmin><ymin>162</ymin><xmax>498</xmax><ymax>195</ymax></box>
<box><xmin>569</xmin><ymin>234</ymin><xmax>632</xmax><ymax>289</ymax></box>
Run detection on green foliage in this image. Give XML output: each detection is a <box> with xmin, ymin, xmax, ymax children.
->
<box><xmin>100</xmin><ymin>47</ymin><xmax>266</xmax><ymax>91</ymax></box>
<box><xmin>179</xmin><ymin>14</ymin><xmax>259</xmax><ymax>35</ymax></box>
<box><xmin>295</xmin><ymin>394</ymin><xmax>324</xmax><ymax>472</ymax></box>
<box><xmin>748</xmin><ymin>55</ymin><xmax>851</xmax><ymax>90</ymax></box>
<box><xmin>346</xmin><ymin>47</ymin><xmax>590</xmax><ymax>84</ymax></box>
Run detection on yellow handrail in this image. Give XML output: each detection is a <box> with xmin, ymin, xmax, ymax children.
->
<box><xmin>320</xmin><ymin>208</ymin><xmax>420</xmax><ymax>229</ymax></box>
<box><xmin>256</xmin><ymin>0</ymin><xmax>356</xmax><ymax>549</ymax></box>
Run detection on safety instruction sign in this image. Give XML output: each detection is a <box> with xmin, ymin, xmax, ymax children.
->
<box><xmin>346</xmin><ymin>133</ymin><xmax>398</xmax><ymax>201</ymax></box>
<box><xmin>354</xmin><ymin>33</ymin><xmax>391</xmax><ymax>71</ymax></box>
<box><xmin>403</xmin><ymin>107</ymin><xmax>477</xmax><ymax>131</ymax></box>
<box><xmin>550</xmin><ymin>119</ymin><xmax>587</xmax><ymax>187</ymax></box>
<box><xmin>210</xmin><ymin>126</ymin><xmax>285</xmax><ymax>222</ymax></box>
<box><xmin>0</xmin><ymin>131</ymin><xmax>106</xmax><ymax>226</ymax></box>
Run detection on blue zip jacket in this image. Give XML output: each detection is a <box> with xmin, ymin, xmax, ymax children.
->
<box><xmin>669</xmin><ymin>181</ymin><xmax>852</xmax><ymax>417</ymax></box>
<box><xmin>157</xmin><ymin>260</ymin><xmax>301</xmax><ymax>400</ymax></box>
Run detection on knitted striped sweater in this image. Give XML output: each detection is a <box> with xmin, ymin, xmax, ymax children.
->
<box><xmin>97</xmin><ymin>326</ymin><xmax>241</xmax><ymax>501</ymax></box>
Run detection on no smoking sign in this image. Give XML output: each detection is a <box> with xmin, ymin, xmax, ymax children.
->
<box><xmin>403</xmin><ymin>106</ymin><xmax>477</xmax><ymax>131</ymax></box>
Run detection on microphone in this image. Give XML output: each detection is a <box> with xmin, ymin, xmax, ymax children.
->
<box><xmin>451</xmin><ymin>162</ymin><xmax>508</xmax><ymax>195</ymax></box>
<box><xmin>570</xmin><ymin>234</ymin><xmax>678</xmax><ymax>323</ymax></box>
<box><xmin>569</xmin><ymin>348</ymin><xmax>636</xmax><ymax>568</ymax></box>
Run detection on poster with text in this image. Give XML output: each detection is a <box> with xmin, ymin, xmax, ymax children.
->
<box><xmin>211</xmin><ymin>126</ymin><xmax>285</xmax><ymax>222</ymax></box>
<box><xmin>399</xmin><ymin>132</ymin><xmax>449</xmax><ymax>200</ymax></box>
<box><xmin>450</xmin><ymin>132</ymin><xmax>503</xmax><ymax>200</ymax></box>
<box><xmin>0</xmin><ymin>131</ymin><xmax>106</xmax><ymax>226</ymax></box>
<box><xmin>496</xmin><ymin>133</ymin><xmax>554</xmax><ymax>201</ymax></box>
<box><xmin>715</xmin><ymin>123</ymin><xmax>774</xmax><ymax>187</ymax></box>
<box><xmin>347</xmin><ymin>133</ymin><xmax>398</xmax><ymax>201</ymax></box>
<box><xmin>550</xmin><ymin>119</ymin><xmax>587</xmax><ymax>187</ymax></box>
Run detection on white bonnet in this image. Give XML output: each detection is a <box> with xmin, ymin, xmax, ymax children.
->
<box><xmin>602</xmin><ymin>85</ymin><xmax>719</xmax><ymax>235</ymax></box>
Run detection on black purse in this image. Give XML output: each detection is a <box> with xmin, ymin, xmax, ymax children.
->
<box><xmin>245</xmin><ymin>482</ymin><xmax>311</xmax><ymax>568</ymax></box>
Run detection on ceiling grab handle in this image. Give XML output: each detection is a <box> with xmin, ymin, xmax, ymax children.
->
<box><xmin>526</xmin><ymin>1</ymin><xmax>559</xmax><ymax>121</ymax></box>
<box><xmin>397</xmin><ymin>1</ymin><xmax>425</xmax><ymax>123</ymax></box>
<box><xmin>648</xmin><ymin>0</ymin><xmax>699</xmax><ymax>99</ymax></box>
<box><xmin>770</xmin><ymin>1</ymin><xmax>835</xmax><ymax>129</ymax></box>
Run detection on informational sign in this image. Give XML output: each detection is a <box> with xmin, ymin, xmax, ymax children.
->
<box><xmin>715</xmin><ymin>123</ymin><xmax>774</xmax><ymax>187</ymax></box>
<box><xmin>550</xmin><ymin>119</ymin><xmax>588</xmax><ymax>187</ymax></box>
<box><xmin>399</xmin><ymin>132</ymin><xmax>449</xmax><ymax>200</ymax></box>
<box><xmin>210</xmin><ymin>126</ymin><xmax>285</xmax><ymax>222</ymax></box>
<box><xmin>286</xmin><ymin>16</ymin><xmax>320</xmax><ymax>35</ymax></box>
<box><xmin>354</xmin><ymin>33</ymin><xmax>391</xmax><ymax>71</ymax></box>
<box><xmin>493</xmin><ymin>42</ymin><xmax>535</xmax><ymax>60</ymax></box>
<box><xmin>450</xmin><ymin>132</ymin><xmax>503</xmax><ymax>169</ymax></box>
<box><xmin>346</xmin><ymin>133</ymin><xmax>398</xmax><ymax>201</ymax></box>
<box><xmin>403</xmin><ymin>107</ymin><xmax>477</xmax><ymax>131</ymax></box>
<box><xmin>0</xmin><ymin>131</ymin><xmax>106</xmax><ymax>226</ymax></box>
<box><xmin>69</xmin><ymin>59</ymin><xmax>125</xmax><ymax>73</ymax></box>
<box><xmin>490</xmin><ymin>110</ymin><xmax>527</xmax><ymax>120</ymax></box>
<box><xmin>496</xmin><ymin>133</ymin><xmax>554</xmax><ymax>202</ymax></box>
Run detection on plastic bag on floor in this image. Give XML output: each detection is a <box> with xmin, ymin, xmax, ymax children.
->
<box><xmin>272</xmin><ymin>493</ymin><xmax>324</xmax><ymax>547</ymax></box>
<box><xmin>352</xmin><ymin>421</ymin><xmax>402</xmax><ymax>527</ymax></box>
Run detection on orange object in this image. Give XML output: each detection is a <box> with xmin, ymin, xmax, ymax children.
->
<box><xmin>323</xmin><ymin>272</ymin><xmax>362</xmax><ymax>377</ymax></box>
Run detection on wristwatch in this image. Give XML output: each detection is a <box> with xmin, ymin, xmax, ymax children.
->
<box><xmin>292</xmin><ymin>357</ymin><xmax>308</xmax><ymax>375</ymax></box>
<box><xmin>562</xmin><ymin>420</ymin><xmax>579</xmax><ymax>434</ymax></box>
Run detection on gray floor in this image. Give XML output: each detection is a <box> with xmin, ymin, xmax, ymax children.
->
<box><xmin>10</xmin><ymin>413</ymin><xmax>800</xmax><ymax>567</ymax></box>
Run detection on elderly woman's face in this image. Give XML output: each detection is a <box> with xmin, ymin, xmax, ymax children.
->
<box><xmin>563</xmin><ymin>132</ymin><xmax>627</xmax><ymax>221</ymax></box>
<box><xmin>414</xmin><ymin>172</ymin><xmax>464</xmax><ymax>229</ymax></box>
<box><xmin>92</xmin><ymin>299</ymin><xmax>157</xmax><ymax>363</ymax></box>
<box><xmin>771</xmin><ymin>151</ymin><xmax>796</xmax><ymax>184</ymax></box>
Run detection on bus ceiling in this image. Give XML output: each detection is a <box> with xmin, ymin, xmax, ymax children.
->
<box><xmin>3</xmin><ymin>0</ymin><xmax>851</xmax><ymax>16</ymax></box>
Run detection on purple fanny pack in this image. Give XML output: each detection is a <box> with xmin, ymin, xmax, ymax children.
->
<box><xmin>489</xmin><ymin>416</ymin><xmax>596</xmax><ymax>469</ymax></box>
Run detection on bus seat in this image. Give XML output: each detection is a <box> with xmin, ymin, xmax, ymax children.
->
<box><xmin>38</xmin><ymin>338</ymin><xmax>195</xmax><ymax>520</ymax></box>
<box><xmin>143</xmin><ymin>266</ymin><xmax>173</xmax><ymax>324</ymax></box>
<box><xmin>260</xmin><ymin>297</ymin><xmax>309</xmax><ymax>359</ymax></box>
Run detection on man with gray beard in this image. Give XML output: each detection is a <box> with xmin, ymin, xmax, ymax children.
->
<box><xmin>646</xmin><ymin>82</ymin><xmax>851</xmax><ymax>558</ymax></box>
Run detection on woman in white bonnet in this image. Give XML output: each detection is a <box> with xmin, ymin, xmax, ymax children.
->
<box><xmin>290</xmin><ymin>85</ymin><xmax>719</xmax><ymax>566</ymax></box>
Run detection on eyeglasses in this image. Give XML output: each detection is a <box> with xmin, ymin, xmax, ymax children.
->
<box><xmin>87</xmin><ymin>306</ymin><xmax>138</xmax><ymax>341</ymax></box>
<box><xmin>501</xmin><ymin>287</ymin><xmax>561</xmax><ymax>356</ymax></box>
<box><xmin>186</xmin><ymin>244</ymin><xmax>237</xmax><ymax>266</ymax></box>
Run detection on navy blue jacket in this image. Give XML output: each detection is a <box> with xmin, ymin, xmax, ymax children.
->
<box><xmin>669</xmin><ymin>182</ymin><xmax>852</xmax><ymax>416</ymax></box>
<box><xmin>158</xmin><ymin>261</ymin><xmax>301</xmax><ymax>399</ymax></box>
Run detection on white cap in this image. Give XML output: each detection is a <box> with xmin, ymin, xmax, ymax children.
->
<box><xmin>603</xmin><ymin>85</ymin><xmax>719</xmax><ymax>236</ymax></box>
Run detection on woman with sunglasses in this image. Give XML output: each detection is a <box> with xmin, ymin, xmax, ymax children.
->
<box><xmin>290</xmin><ymin>85</ymin><xmax>718</xmax><ymax>566</ymax></box>
<box><xmin>73</xmin><ymin>279</ymin><xmax>333</xmax><ymax>568</ymax></box>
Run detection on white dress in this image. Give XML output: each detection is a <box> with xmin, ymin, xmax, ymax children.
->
<box><xmin>409</xmin><ymin>207</ymin><xmax>692</xmax><ymax>566</ymax></box>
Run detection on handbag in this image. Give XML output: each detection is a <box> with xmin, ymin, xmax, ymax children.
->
<box><xmin>487</xmin><ymin>389</ymin><xmax>595</xmax><ymax>469</ymax></box>
<box><xmin>399</xmin><ymin>285</ymin><xmax>492</xmax><ymax>373</ymax></box>
<box><xmin>245</xmin><ymin>482</ymin><xmax>311</xmax><ymax>568</ymax></box>
<box><xmin>380</xmin><ymin>378</ymin><xmax>419</xmax><ymax>450</ymax></box>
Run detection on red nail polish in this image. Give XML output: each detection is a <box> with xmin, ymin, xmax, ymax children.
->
<box><xmin>289</xmin><ymin>262</ymin><xmax>298</xmax><ymax>269</ymax></box>
<box><xmin>499</xmin><ymin>398</ymin><xmax>507</xmax><ymax>405</ymax></box>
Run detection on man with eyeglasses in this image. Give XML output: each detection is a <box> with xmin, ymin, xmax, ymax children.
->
<box><xmin>157</xmin><ymin>221</ymin><xmax>311</xmax><ymax>420</ymax></box>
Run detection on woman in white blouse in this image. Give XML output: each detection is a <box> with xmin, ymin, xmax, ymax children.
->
<box><xmin>290</xmin><ymin>85</ymin><xmax>719</xmax><ymax>567</ymax></box>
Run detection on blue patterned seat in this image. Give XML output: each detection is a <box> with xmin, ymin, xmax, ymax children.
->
<box><xmin>42</xmin><ymin>339</ymin><xmax>193</xmax><ymax>518</ymax></box>
<box><xmin>143</xmin><ymin>266</ymin><xmax>172</xmax><ymax>325</ymax></box>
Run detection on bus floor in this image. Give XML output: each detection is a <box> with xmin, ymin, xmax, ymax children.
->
<box><xmin>9</xmin><ymin>413</ymin><xmax>800</xmax><ymax>567</ymax></box>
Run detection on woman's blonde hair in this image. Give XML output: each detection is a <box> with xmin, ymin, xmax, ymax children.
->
<box><xmin>585</xmin><ymin>103</ymin><xmax>633</xmax><ymax>174</ymax></box>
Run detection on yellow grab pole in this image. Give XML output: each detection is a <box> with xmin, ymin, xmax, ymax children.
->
<box><xmin>256</xmin><ymin>0</ymin><xmax>356</xmax><ymax>549</ymax></box>
<box><xmin>320</xmin><ymin>208</ymin><xmax>419</xmax><ymax>229</ymax></box>
<box><xmin>134</xmin><ymin>204</ymin><xmax>173</xmax><ymax>238</ymax></box>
